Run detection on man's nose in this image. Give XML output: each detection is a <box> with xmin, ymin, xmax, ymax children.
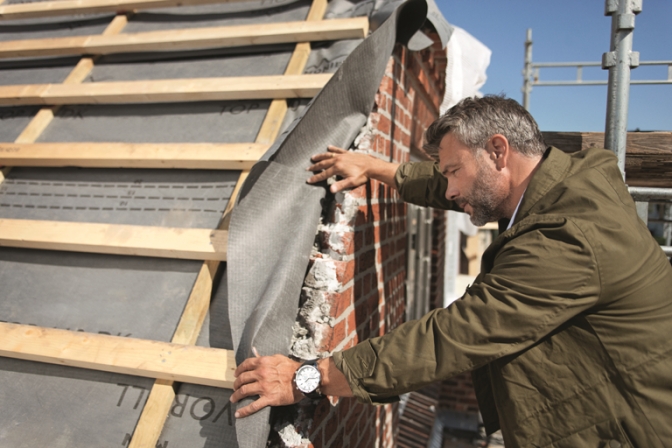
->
<box><xmin>445</xmin><ymin>183</ymin><xmax>459</xmax><ymax>201</ymax></box>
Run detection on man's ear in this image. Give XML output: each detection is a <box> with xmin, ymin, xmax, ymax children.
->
<box><xmin>488</xmin><ymin>134</ymin><xmax>509</xmax><ymax>170</ymax></box>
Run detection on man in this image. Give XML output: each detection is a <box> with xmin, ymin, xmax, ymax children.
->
<box><xmin>231</xmin><ymin>96</ymin><xmax>672</xmax><ymax>447</ymax></box>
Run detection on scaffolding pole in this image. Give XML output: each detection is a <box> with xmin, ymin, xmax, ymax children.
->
<box><xmin>522</xmin><ymin>29</ymin><xmax>533</xmax><ymax>110</ymax></box>
<box><xmin>603</xmin><ymin>0</ymin><xmax>641</xmax><ymax>177</ymax></box>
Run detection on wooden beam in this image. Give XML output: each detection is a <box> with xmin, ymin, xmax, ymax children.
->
<box><xmin>0</xmin><ymin>219</ymin><xmax>227</xmax><ymax>260</ymax></box>
<box><xmin>0</xmin><ymin>18</ymin><xmax>368</xmax><ymax>59</ymax></box>
<box><xmin>543</xmin><ymin>131</ymin><xmax>672</xmax><ymax>188</ymax></box>
<box><xmin>0</xmin><ymin>142</ymin><xmax>268</xmax><ymax>169</ymax></box>
<box><xmin>0</xmin><ymin>322</ymin><xmax>236</xmax><ymax>388</ymax></box>
<box><xmin>0</xmin><ymin>74</ymin><xmax>331</xmax><ymax>106</ymax></box>
<box><xmin>0</xmin><ymin>0</ymin><xmax>249</xmax><ymax>21</ymax></box>
<box><xmin>128</xmin><ymin>260</ymin><xmax>216</xmax><ymax>447</ymax></box>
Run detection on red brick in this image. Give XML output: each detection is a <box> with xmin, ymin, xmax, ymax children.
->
<box><xmin>311</xmin><ymin>399</ymin><xmax>331</xmax><ymax>434</ymax></box>
<box><xmin>310</xmin><ymin>432</ymin><xmax>323</xmax><ymax>448</ymax></box>
<box><xmin>362</xmin><ymin>273</ymin><xmax>372</xmax><ymax>295</ymax></box>
<box><xmin>355</xmin><ymin>206</ymin><xmax>368</xmax><ymax>226</ymax></box>
<box><xmin>329</xmin><ymin>287</ymin><xmax>353</xmax><ymax>319</ymax></box>
<box><xmin>328</xmin><ymin>318</ymin><xmax>346</xmax><ymax>350</ymax></box>
<box><xmin>377</xmin><ymin>76</ymin><xmax>393</xmax><ymax>94</ymax></box>
<box><xmin>376</xmin><ymin>114</ymin><xmax>391</xmax><ymax>135</ymax></box>
<box><xmin>333</xmin><ymin>260</ymin><xmax>354</xmax><ymax>285</ymax></box>
<box><xmin>325</xmin><ymin>428</ymin><xmax>344</xmax><ymax>448</ymax></box>
<box><xmin>345</xmin><ymin>309</ymin><xmax>357</xmax><ymax>335</ymax></box>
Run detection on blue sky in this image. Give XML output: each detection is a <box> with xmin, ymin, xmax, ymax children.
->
<box><xmin>435</xmin><ymin>0</ymin><xmax>672</xmax><ymax>132</ymax></box>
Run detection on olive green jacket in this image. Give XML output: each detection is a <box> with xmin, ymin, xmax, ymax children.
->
<box><xmin>333</xmin><ymin>147</ymin><xmax>672</xmax><ymax>447</ymax></box>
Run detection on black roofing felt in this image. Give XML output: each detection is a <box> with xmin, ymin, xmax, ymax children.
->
<box><xmin>0</xmin><ymin>0</ymin><xmax>449</xmax><ymax>446</ymax></box>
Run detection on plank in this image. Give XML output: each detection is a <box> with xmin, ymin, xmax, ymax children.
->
<box><xmin>128</xmin><ymin>260</ymin><xmax>216</xmax><ymax>447</ymax></box>
<box><xmin>0</xmin><ymin>18</ymin><xmax>368</xmax><ymax>59</ymax></box>
<box><xmin>0</xmin><ymin>142</ymin><xmax>268</xmax><ymax>169</ymax></box>
<box><xmin>0</xmin><ymin>219</ymin><xmax>228</xmax><ymax>260</ymax></box>
<box><xmin>0</xmin><ymin>322</ymin><xmax>236</xmax><ymax>388</ymax></box>
<box><xmin>0</xmin><ymin>0</ymin><xmax>249</xmax><ymax>20</ymax></box>
<box><xmin>171</xmin><ymin>260</ymin><xmax>217</xmax><ymax>346</ymax></box>
<box><xmin>543</xmin><ymin>131</ymin><xmax>672</xmax><ymax>188</ymax></box>
<box><xmin>0</xmin><ymin>74</ymin><xmax>332</xmax><ymax>106</ymax></box>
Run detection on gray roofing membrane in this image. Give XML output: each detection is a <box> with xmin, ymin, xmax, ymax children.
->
<box><xmin>0</xmin><ymin>0</ymin><xmax>449</xmax><ymax>446</ymax></box>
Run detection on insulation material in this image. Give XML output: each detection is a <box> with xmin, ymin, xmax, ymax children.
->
<box><xmin>0</xmin><ymin>0</ymin><xmax>451</xmax><ymax>446</ymax></box>
<box><xmin>0</xmin><ymin>168</ymin><xmax>237</xmax><ymax>228</ymax></box>
<box><xmin>440</xmin><ymin>26</ymin><xmax>492</xmax><ymax>113</ymax></box>
<box><xmin>0</xmin><ymin>106</ymin><xmax>41</xmax><ymax>141</ymax></box>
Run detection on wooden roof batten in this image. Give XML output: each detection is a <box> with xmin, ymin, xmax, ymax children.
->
<box><xmin>0</xmin><ymin>74</ymin><xmax>332</xmax><ymax>106</ymax></box>
<box><xmin>0</xmin><ymin>0</ymin><xmax>254</xmax><ymax>20</ymax></box>
<box><xmin>0</xmin><ymin>322</ymin><xmax>236</xmax><ymax>388</ymax></box>
<box><xmin>0</xmin><ymin>17</ymin><xmax>369</xmax><ymax>59</ymax></box>
<box><xmin>0</xmin><ymin>142</ymin><xmax>269</xmax><ymax>169</ymax></box>
<box><xmin>0</xmin><ymin>219</ymin><xmax>228</xmax><ymax>260</ymax></box>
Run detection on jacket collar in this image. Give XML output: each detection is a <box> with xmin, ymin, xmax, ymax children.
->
<box><xmin>511</xmin><ymin>147</ymin><xmax>571</xmax><ymax>227</ymax></box>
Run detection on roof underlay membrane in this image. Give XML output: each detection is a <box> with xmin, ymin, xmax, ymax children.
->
<box><xmin>0</xmin><ymin>0</ymin><xmax>449</xmax><ymax>446</ymax></box>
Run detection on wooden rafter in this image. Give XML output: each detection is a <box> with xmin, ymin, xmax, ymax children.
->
<box><xmin>0</xmin><ymin>322</ymin><xmax>236</xmax><ymax>388</ymax></box>
<box><xmin>0</xmin><ymin>18</ymin><xmax>368</xmax><ymax>59</ymax></box>
<box><xmin>128</xmin><ymin>260</ymin><xmax>217</xmax><ymax>447</ymax></box>
<box><xmin>0</xmin><ymin>0</ymin><xmax>249</xmax><ymax>21</ymax></box>
<box><xmin>0</xmin><ymin>142</ymin><xmax>268</xmax><ymax>169</ymax></box>
<box><xmin>0</xmin><ymin>74</ymin><xmax>331</xmax><ymax>106</ymax></box>
<box><xmin>0</xmin><ymin>219</ymin><xmax>228</xmax><ymax>260</ymax></box>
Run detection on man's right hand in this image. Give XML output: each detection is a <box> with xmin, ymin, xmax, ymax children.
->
<box><xmin>307</xmin><ymin>145</ymin><xmax>399</xmax><ymax>193</ymax></box>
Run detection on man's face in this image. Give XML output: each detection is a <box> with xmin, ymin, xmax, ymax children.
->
<box><xmin>438</xmin><ymin>133</ymin><xmax>508</xmax><ymax>226</ymax></box>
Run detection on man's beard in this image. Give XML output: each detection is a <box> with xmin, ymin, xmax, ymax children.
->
<box><xmin>462</xmin><ymin>155</ymin><xmax>508</xmax><ymax>227</ymax></box>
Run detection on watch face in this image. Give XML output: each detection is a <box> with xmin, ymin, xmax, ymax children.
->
<box><xmin>295</xmin><ymin>365</ymin><xmax>320</xmax><ymax>394</ymax></box>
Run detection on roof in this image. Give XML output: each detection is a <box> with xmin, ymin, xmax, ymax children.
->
<box><xmin>0</xmin><ymin>0</ymin><xmax>449</xmax><ymax>446</ymax></box>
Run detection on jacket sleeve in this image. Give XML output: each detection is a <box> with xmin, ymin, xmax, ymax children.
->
<box><xmin>395</xmin><ymin>161</ymin><xmax>459</xmax><ymax>210</ymax></box>
<box><xmin>332</xmin><ymin>216</ymin><xmax>602</xmax><ymax>405</ymax></box>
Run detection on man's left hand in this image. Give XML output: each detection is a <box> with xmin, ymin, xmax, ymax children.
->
<box><xmin>230</xmin><ymin>354</ymin><xmax>304</xmax><ymax>418</ymax></box>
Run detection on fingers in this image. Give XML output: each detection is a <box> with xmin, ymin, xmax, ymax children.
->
<box><xmin>232</xmin><ymin>370</ymin><xmax>259</xmax><ymax>393</ymax></box>
<box><xmin>307</xmin><ymin>157</ymin><xmax>337</xmax><ymax>174</ymax></box>
<box><xmin>234</xmin><ymin>356</ymin><xmax>260</xmax><ymax>378</ymax></box>
<box><xmin>234</xmin><ymin>396</ymin><xmax>271</xmax><ymax>419</ymax></box>
<box><xmin>307</xmin><ymin>166</ymin><xmax>335</xmax><ymax>185</ymax></box>
<box><xmin>330</xmin><ymin>176</ymin><xmax>366</xmax><ymax>193</ymax></box>
<box><xmin>306</xmin><ymin>146</ymin><xmax>351</xmax><ymax>185</ymax></box>
<box><xmin>229</xmin><ymin>382</ymin><xmax>264</xmax><ymax>403</ymax></box>
<box><xmin>308</xmin><ymin>145</ymin><xmax>346</xmax><ymax>166</ymax></box>
<box><xmin>230</xmin><ymin>354</ymin><xmax>303</xmax><ymax>419</ymax></box>
<box><xmin>230</xmin><ymin>377</ymin><xmax>264</xmax><ymax>404</ymax></box>
<box><xmin>310</xmin><ymin>152</ymin><xmax>338</xmax><ymax>164</ymax></box>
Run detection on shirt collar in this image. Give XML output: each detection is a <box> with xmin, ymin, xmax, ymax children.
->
<box><xmin>506</xmin><ymin>191</ymin><xmax>526</xmax><ymax>231</ymax></box>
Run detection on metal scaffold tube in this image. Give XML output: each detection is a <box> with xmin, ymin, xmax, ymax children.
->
<box><xmin>628</xmin><ymin>187</ymin><xmax>672</xmax><ymax>202</ymax></box>
<box><xmin>522</xmin><ymin>29</ymin><xmax>533</xmax><ymax>110</ymax></box>
<box><xmin>603</xmin><ymin>0</ymin><xmax>642</xmax><ymax>177</ymax></box>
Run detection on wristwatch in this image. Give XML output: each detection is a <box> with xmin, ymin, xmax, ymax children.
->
<box><xmin>293</xmin><ymin>360</ymin><xmax>324</xmax><ymax>399</ymax></box>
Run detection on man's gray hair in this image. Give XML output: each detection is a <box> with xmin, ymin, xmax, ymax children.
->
<box><xmin>423</xmin><ymin>95</ymin><xmax>546</xmax><ymax>157</ymax></box>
